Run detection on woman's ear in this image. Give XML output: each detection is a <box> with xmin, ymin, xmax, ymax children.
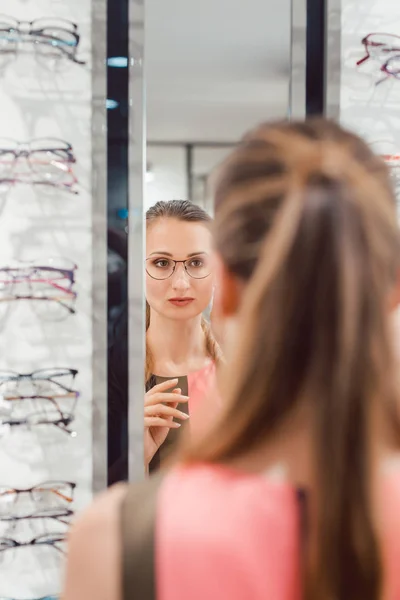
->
<box><xmin>213</xmin><ymin>254</ymin><xmax>242</xmax><ymax>318</ymax></box>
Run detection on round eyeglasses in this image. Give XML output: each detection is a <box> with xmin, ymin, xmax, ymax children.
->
<box><xmin>145</xmin><ymin>256</ymin><xmax>212</xmax><ymax>280</ymax></box>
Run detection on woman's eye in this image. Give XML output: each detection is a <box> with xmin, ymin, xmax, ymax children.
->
<box><xmin>190</xmin><ymin>259</ymin><xmax>203</xmax><ymax>268</ymax></box>
<box><xmin>154</xmin><ymin>259</ymin><xmax>170</xmax><ymax>268</ymax></box>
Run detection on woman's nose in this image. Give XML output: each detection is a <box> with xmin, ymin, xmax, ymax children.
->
<box><xmin>171</xmin><ymin>264</ymin><xmax>190</xmax><ymax>289</ymax></box>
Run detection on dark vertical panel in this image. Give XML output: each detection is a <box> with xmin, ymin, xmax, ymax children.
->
<box><xmin>306</xmin><ymin>0</ymin><xmax>326</xmax><ymax>115</ymax></box>
<box><xmin>185</xmin><ymin>144</ymin><xmax>194</xmax><ymax>202</ymax></box>
<box><xmin>107</xmin><ymin>0</ymin><xmax>130</xmax><ymax>484</ymax></box>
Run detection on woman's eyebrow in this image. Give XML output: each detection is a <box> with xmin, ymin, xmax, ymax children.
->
<box><xmin>148</xmin><ymin>251</ymin><xmax>208</xmax><ymax>257</ymax></box>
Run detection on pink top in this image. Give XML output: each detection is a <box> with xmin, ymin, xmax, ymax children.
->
<box><xmin>156</xmin><ymin>463</ymin><xmax>400</xmax><ymax>600</ymax></box>
<box><xmin>186</xmin><ymin>361</ymin><xmax>222</xmax><ymax>439</ymax></box>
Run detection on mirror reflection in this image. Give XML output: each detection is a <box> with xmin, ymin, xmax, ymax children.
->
<box><xmin>144</xmin><ymin>0</ymin><xmax>292</xmax><ymax>473</ymax></box>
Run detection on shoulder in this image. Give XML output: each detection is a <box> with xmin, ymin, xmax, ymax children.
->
<box><xmin>63</xmin><ymin>483</ymin><xmax>128</xmax><ymax>600</ymax></box>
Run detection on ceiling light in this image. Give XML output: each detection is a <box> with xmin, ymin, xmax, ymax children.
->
<box><xmin>107</xmin><ymin>56</ymin><xmax>128</xmax><ymax>68</ymax></box>
<box><xmin>106</xmin><ymin>99</ymin><xmax>119</xmax><ymax>109</ymax></box>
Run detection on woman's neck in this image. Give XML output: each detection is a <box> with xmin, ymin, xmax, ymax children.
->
<box><xmin>147</xmin><ymin>311</ymin><xmax>208</xmax><ymax>376</ymax></box>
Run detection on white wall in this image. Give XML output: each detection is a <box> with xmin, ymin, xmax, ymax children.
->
<box><xmin>145</xmin><ymin>144</ymin><xmax>232</xmax><ymax>213</ymax></box>
<box><xmin>145</xmin><ymin>146</ymin><xmax>187</xmax><ymax>211</ymax></box>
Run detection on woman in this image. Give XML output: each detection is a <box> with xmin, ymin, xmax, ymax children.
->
<box><xmin>64</xmin><ymin>118</ymin><xmax>400</xmax><ymax>600</ymax></box>
<box><xmin>108</xmin><ymin>200</ymin><xmax>221</xmax><ymax>482</ymax></box>
<box><xmin>144</xmin><ymin>200</ymin><xmax>221</xmax><ymax>470</ymax></box>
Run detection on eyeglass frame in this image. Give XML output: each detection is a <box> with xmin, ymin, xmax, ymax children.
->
<box><xmin>0</xmin><ymin>138</ymin><xmax>78</xmax><ymax>193</ymax></box>
<box><xmin>0</xmin><ymin>15</ymin><xmax>86</xmax><ymax>65</ymax></box>
<box><xmin>357</xmin><ymin>32</ymin><xmax>400</xmax><ymax>66</ymax></box>
<box><xmin>145</xmin><ymin>257</ymin><xmax>212</xmax><ymax>280</ymax></box>
<box><xmin>0</xmin><ymin>138</ymin><xmax>76</xmax><ymax>163</ymax></box>
<box><xmin>1</xmin><ymin>392</ymin><xmax>80</xmax><ymax>428</ymax></box>
<box><xmin>0</xmin><ymin>480</ymin><xmax>76</xmax><ymax>505</ymax></box>
<box><xmin>0</xmin><ymin>368</ymin><xmax>78</xmax><ymax>393</ymax></box>
<box><xmin>377</xmin><ymin>54</ymin><xmax>400</xmax><ymax>85</ymax></box>
<box><xmin>1</xmin><ymin>411</ymin><xmax>75</xmax><ymax>435</ymax></box>
<box><xmin>0</xmin><ymin>532</ymin><xmax>66</xmax><ymax>553</ymax></box>
<box><xmin>0</xmin><ymin>508</ymin><xmax>74</xmax><ymax>525</ymax></box>
<box><xmin>0</xmin><ymin>262</ymin><xmax>78</xmax><ymax>313</ymax></box>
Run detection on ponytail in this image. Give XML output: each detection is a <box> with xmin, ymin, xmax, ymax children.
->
<box><xmin>183</xmin><ymin>125</ymin><xmax>400</xmax><ymax>600</ymax></box>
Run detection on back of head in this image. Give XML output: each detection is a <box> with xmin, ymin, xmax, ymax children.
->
<box><xmin>186</xmin><ymin>118</ymin><xmax>400</xmax><ymax>600</ymax></box>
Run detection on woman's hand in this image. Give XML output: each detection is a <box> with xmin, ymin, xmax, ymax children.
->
<box><xmin>144</xmin><ymin>379</ymin><xmax>189</xmax><ymax>466</ymax></box>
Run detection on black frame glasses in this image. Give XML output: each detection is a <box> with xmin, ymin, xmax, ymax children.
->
<box><xmin>0</xmin><ymin>412</ymin><xmax>75</xmax><ymax>436</ymax></box>
<box><xmin>0</xmin><ymin>368</ymin><xmax>78</xmax><ymax>393</ymax></box>
<box><xmin>0</xmin><ymin>15</ymin><xmax>86</xmax><ymax>67</ymax></box>
<box><xmin>145</xmin><ymin>255</ymin><xmax>212</xmax><ymax>280</ymax></box>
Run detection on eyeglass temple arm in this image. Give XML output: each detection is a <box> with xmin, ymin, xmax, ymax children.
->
<box><xmin>356</xmin><ymin>54</ymin><xmax>370</xmax><ymax>66</ymax></box>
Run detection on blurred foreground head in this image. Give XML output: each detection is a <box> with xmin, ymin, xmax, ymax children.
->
<box><xmin>190</xmin><ymin>118</ymin><xmax>400</xmax><ymax>600</ymax></box>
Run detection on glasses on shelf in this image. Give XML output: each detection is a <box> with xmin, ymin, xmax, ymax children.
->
<box><xmin>1</xmin><ymin>508</ymin><xmax>73</xmax><ymax>525</ymax></box>
<box><xmin>1</xmin><ymin>390</ymin><xmax>79</xmax><ymax>408</ymax></box>
<box><xmin>0</xmin><ymin>597</ymin><xmax>58</xmax><ymax>600</ymax></box>
<box><xmin>0</xmin><ymin>368</ymin><xmax>78</xmax><ymax>393</ymax></box>
<box><xmin>0</xmin><ymin>533</ymin><xmax>66</xmax><ymax>553</ymax></box>
<box><xmin>0</xmin><ymin>369</ymin><xmax>79</xmax><ymax>415</ymax></box>
<box><xmin>0</xmin><ymin>411</ymin><xmax>75</xmax><ymax>436</ymax></box>
<box><xmin>357</xmin><ymin>33</ymin><xmax>400</xmax><ymax>85</ymax></box>
<box><xmin>0</xmin><ymin>258</ymin><xmax>77</xmax><ymax>317</ymax></box>
<box><xmin>0</xmin><ymin>15</ymin><xmax>86</xmax><ymax>70</ymax></box>
<box><xmin>0</xmin><ymin>138</ymin><xmax>78</xmax><ymax>194</ymax></box>
<box><xmin>378</xmin><ymin>54</ymin><xmax>400</xmax><ymax>84</ymax></box>
<box><xmin>0</xmin><ymin>481</ymin><xmax>76</xmax><ymax>518</ymax></box>
<box><xmin>357</xmin><ymin>33</ymin><xmax>400</xmax><ymax>65</ymax></box>
<box><xmin>146</xmin><ymin>255</ymin><xmax>212</xmax><ymax>280</ymax></box>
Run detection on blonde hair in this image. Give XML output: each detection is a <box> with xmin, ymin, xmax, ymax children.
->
<box><xmin>145</xmin><ymin>200</ymin><xmax>222</xmax><ymax>383</ymax></box>
<box><xmin>184</xmin><ymin>119</ymin><xmax>400</xmax><ymax>600</ymax></box>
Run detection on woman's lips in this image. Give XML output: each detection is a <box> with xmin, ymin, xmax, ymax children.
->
<box><xmin>168</xmin><ymin>298</ymin><xmax>195</xmax><ymax>307</ymax></box>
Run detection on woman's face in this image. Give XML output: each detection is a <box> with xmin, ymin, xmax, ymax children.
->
<box><xmin>146</xmin><ymin>217</ymin><xmax>214</xmax><ymax>322</ymax></box>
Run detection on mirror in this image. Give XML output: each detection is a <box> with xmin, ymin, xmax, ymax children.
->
<box><xmin>143</xmin><ymin>0</ymin><xmax>292</xmax><ymax>473</ymax></box>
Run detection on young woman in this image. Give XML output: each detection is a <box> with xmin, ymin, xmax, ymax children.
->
<box><xmin>144</xmin><ymin>200</ymin><xmax>221</xmax><ymax>470</ymax></box>
<box><xmin>64</xmin><ymin>118</ymin><xmax>400</xmax><ymax>600</ymax></box>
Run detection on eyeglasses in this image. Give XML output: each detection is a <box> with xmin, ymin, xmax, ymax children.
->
<box><xmin>0</xmin><ymin>138</ymin><xmax>78</xmax><ymax>194</ymax></box>
<box><xmin>357</xmin><ymin>33</ymin><xmax>400</xmax><ymax>66</ymax></box>
<box><xmin>146</xmin><ymin>255</ymin><xmax>212</xmax><ymax>280</ymax></box>
<box><xmin>357</xmin><ymin>33</ymin><xmax>400</xmax><ymax>85</ymax></box>
<box><xmin>0</xmin><ymin>258</ymin><xmax>77</xmax><ymax>317</ymax></box>
<box><xmin>378</xmin><ymin>54</ymin><xmax>400</xmax><ymax>84</ymax></box>
<box><xmin>1</xmin><ymin>508</ymin><xmax>73</xmax><ymax>525</ymax></box>
<box><xmin>0</xmin><ymin>533</ymin><xmax>66</xmax><ymax>553</ymax></box>
<box><xmin>0</xmin><ymin>369</ymin><xmax>79</xmax><ymax>410</ymax></box>
<box><xmin>0</xmin><ymin>368</ymin><xmax>78</xmax><ymax>393</ymax></box>
<box><xmin>0</xmin><ymin>597</ymin><xmax>59</xmax><ymax>600</ymax></box>
<box><xmin>0</xmin><ymin>391</ymin><xmax>78</xmax><ymax>431</ymax></box>
<box><xmin>0</xmin><ymin>406</ymin><xmax>75</xmax><ymax>435</ymax></box>
<box><xmin>0</xmin><ymin>597</ymin><xmax>58</xmax><ymax>600</ymax></box>
<box><xmin>0</xmin><ymin>481</ymin><xmax>76</xmax><ymax>517</ymax></box>
<box><xmin>0</xmin><ymin>15</ymin><xmax>86</xmax><ymax>70</ymax></box>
